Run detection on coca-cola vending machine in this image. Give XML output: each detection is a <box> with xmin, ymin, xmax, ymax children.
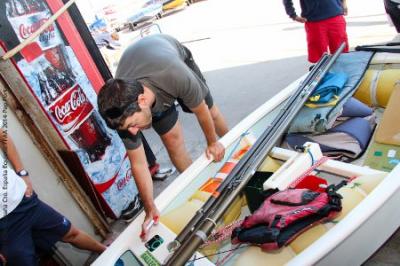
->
<box><xmin>0</xmin><ymin>0</ymin><xmax>157</xmax><ymax>219</ymax></box>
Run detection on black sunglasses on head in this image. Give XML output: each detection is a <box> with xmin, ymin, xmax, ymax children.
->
<box><xmin>105</xmin><ymin>102</ymin><xmax>138</xmax><ymax>119</ymax></box>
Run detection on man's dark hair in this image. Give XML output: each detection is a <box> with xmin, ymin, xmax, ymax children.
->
<box><xmin>97</xmin><ymin>78</ymin><xmax>144</xmax><ymax>129</ymax></box>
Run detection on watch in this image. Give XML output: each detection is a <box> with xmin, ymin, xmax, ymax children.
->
<box><xmin>17</xmin><ymin>169</ymin><xmax>29</xmax><ymax>177</ymax></box>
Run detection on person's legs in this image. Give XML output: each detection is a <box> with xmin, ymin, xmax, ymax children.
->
<box><xmin>327</xmin><ymin>15</ymin><xmax>349</xmax><ymax>54</ymax></box>
<box><xmin>160</xmin><ymin>121</ymin><xmax>192</xmax><ymax>172</ymax></box>
<box><xmin>209</xmin><ymin>105</ymin><xmax>228</xmax><ymax>137</ymax></box>
<box><xmin>62</xmin><ymin>226</ymin><xmax>106</xmax><ymax>253</ymax></box>
<box><xmin>31</xmin><ymin>196</ymin><xmax>106</xmax><ymax>254</ymax></box>
<box><xmin>153</xmin><ymin>105</ymin><xmax>192</xmax><ymax>172</ymax></box>
<box><xmin>305</xmin><ymin>20</ymin><xmax>329</xmax><ymax>63</ymax></box>
<box><xmin>2</xmin><ymin>229</ymin><xmax>37</xmax><ymax>266</ymax></box>
<box><xmin>0</xmin><ymin>195</ymin><xmax>41</xmax><ymax>266</ymax></box>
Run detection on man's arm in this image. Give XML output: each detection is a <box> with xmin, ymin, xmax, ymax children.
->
<box><xmin>283</xmin><ymin>0</ymin><xmax>307</xmax><ymax>22</ymax></box>
<box><xmin>342</xmin><ymin>0</ymin><xmax>348</xmax><ymax>15</ymax></box>
<box><xmin>191</xmin><ymin>101</ymin><xmax>225</xmax><ymax>162</ymax></box>
<box><xmin>283</xmin><ymin>0</ymin><xmax>297</xmax><ymax>18</ymax></box>
<box><xmin>127</xmin><ymin>144</ymin><xmax>159</xmax><ymax>239</ymax></box>
<box><xmin>0</xmin><ymin>129</ymin><xmax>33</xmax><ymax>196</ymax></box>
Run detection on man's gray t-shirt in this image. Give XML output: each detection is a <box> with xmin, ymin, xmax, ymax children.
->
<box><xmin>115</xmin><ymin>34</ymin><xmax>209</xmax><ymax>150</ymax></box>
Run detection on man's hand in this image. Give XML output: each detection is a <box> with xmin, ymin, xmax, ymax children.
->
<box><xmin>342</xmin><ymin>2</ymin><xmax>348</xmax><ymax>15</ymax></box>
<box><xmin>293</xmin><ymin>15</ymin><xmax>307</xmax><ymax>23</ymax></box>
<box><xmin>0</xmin><ymin>253</ymin><xmax>6</xmax><ymax>265</ymax></box>
<box><xmin>206</xmin><ymin>141</ymin><xmax>225</xmax><ymax>162</ymax></box>
<box><xmin>22</xmin><ymin>176</ymin><xmax>33</xmax><ymax>197</ymax></box>
<box><xmin>141</xmin><ymin>207</ymin><xmax>160</xmax><ymax>241</ymax></box>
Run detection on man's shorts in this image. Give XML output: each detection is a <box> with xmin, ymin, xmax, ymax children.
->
<box><xmin>152</xmin><ymin>44</ymin><xmax>214</xmax><ymax>136</ymax></box>
<box><xmin>152</xmin><ymin>91</ymin><xmax>214</xmax><ymax>136</ymax></box>
<box><xmin>0</xmin><ymin>193</ymin><xmax>71</xmax><ymax>265</ymax></box>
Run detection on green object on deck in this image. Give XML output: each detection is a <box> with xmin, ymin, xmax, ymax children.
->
<box><xmin>140</xmin><ymin>251</ymin><xmax>161</xmax><ymax>266</ymax></box>
<box><xmin>365</xmin><ymin>142</ymin><xmax>400</xmax><ymax>172</ymax></box>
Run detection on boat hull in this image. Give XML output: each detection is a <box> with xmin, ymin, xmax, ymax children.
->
<box><xmin>93</xmin><ymin>73</ymin><xmax>400</xmax><ymax>266</ymax></box>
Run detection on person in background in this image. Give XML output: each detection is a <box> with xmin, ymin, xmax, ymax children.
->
<box><xmin>283</xmin><ymin>0</ymin><xmax>349</xmax><ymax>63</ymax></box>
<box><xmin>0</xmin><ymin>129</ymin><xmax>106</xmax><ymax>265</ymax></box>
<box><xmin>384</xmin><ymin>0</ymin><xmax>400</xmax><ymax>33</ymax></box>
<box><xmin>98</xmin><ymin>34</ymin><xmax>229</xmax><ymax>239</ymax></box>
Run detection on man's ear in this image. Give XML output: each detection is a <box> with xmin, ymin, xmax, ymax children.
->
<box><xmin>137</xmin><ymin>93</ymin><xmax>149</xmax><ymax>108</ymax></box>
<box><xmin>138</xmin><ymin>86</ymin><xmax>155</xmax><ymax>108</ymax></box>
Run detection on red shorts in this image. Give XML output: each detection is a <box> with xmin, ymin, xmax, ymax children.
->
<box><xmin>305</xmin><ymin>15</ymin><xmax>349</xmax><ymax>63</ymax></box>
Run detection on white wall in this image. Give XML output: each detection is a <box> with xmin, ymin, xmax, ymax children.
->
<box><xmin>8</xmin><ymin>108</ymin><xmax>100</xmax><ymax>265</ymax></box>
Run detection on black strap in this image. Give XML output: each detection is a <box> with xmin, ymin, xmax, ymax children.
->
<box><xmin>355</xmin><ymin>42</ymin><xmax>400</xmax><ymax>53</ymax></box>
<box><xmin>271</xmin><ymin>215</ymin><xmax>282</xmax><ymax>228</ymax></box>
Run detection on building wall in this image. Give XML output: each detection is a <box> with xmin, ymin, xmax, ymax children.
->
<box><xmin>8</xmin><ymin>107</ymin><xmax>99</xmax><ymax>265</ymax></box>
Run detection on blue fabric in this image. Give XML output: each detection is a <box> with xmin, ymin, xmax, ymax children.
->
<box><xmin>285</xmin><ymin>134</ymin><xmax>348</xmax><ymax>155</ymax></box>
<box><xmin>285</xmin><ymin>117</ymin><xmax>373</xmax><ymax>159</ymax></box>
<box><xmin>283</xmin><ymin>0</ymin><xmax>344</xmax><ymax>21</ymax></box>
<box><xmin>289</xmin><ymin>51</ymin><xmax>373</xmax><ymax>133</ymax></box>
<box><xmin>309</xmin><ymin>72</ymin><xmax>348</xmax><ymax>103</ymax></box>
<box><xmin>329</xmin><ymin>117</ymin><xmax>372</xmax><ymax>150</ymax></box>
<box><xmin>340</xmin><ymin>97</ymin><xmax>373</xmax><ymax>118</ymax></box>
<box><xmin>0</xmin><ymin>194</ymin><xmax>71</xmax><ymax>266</ymax></box>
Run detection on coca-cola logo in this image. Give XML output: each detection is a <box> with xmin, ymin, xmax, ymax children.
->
<box><xmin>54</xmin><ymin>87</ymin><xmax>89</xmax><ymax>123</ymax></box>
<box><xmin>117</xmin><ymin>170</ymin><xmax>133</xmax><ymax>191</ymax></box>
<box><xmin>19</xmin><ymin>18</ymin><xmax>55</xmax><ymax>40</ymax></box>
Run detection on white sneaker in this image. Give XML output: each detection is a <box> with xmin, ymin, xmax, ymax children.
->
<box><xmin>153</xmin><ymin>167</ymin><xmax>176</xmax><ymax>181</ymax></box>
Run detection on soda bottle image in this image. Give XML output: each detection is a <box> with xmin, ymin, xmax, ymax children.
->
<box><xmin>20</xmin><ymin>42</ymin><xmax>71</xmax><ymax>105</ymax></box>
<box><xmin>48</xmin><ymin>84</ymin><xmax>112</xmax><ymax>162</ymax></box>
<box><xmin>6</xmin><ymin>0</ymin><xmax>73</xmax><ymax>79</ymax></box>
<box><xmin>37</xmin><ymin>71</ymin><xmax>56</xmax><ymax>105</ymax></box>
<box><xmin>5</xmin><ymin>0</ymin><xmax>26</xmax><ymax>17</ymax></box>
<box><xmin>69</xmin><ymin>113</ymin><xmax>112</xmax><ymax>162</ymax></box>
<box><xmin>20</xmin><ymin>42</ymin><xmax>112</xmax><ymax>162</ymax></box>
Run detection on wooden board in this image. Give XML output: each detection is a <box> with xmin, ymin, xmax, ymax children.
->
<box><xmin>375</xmin><ymin>85</ymin><xmax>400</xmax><ymax>145</ymax></box>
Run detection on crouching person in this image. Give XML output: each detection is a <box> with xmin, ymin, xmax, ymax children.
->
<box><xmin>0</xmin><ymin>129</ymin><xmax>106</xmax><ymax>265</ymax></box>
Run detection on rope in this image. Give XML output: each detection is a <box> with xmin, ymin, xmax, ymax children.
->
<box><xmin>186</xmin><ymin>244</ymin><xmax>249</xmax><ymax>263</ymax></box>
<box><xmin>216</xmin><ymin>244</ymin><xmax>243</xmax><ymax>266</ymax></box>
<box><xmin>200</xmin><ymin>220</ymin><xmax>243</xmax><ymax>248</ymax></box>
<box><xmin>289</xmin><ymin>156</ymin><xmax>330</xmax><ymax>189</ymax></box>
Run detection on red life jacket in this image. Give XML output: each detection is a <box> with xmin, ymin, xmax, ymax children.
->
<box><xmin>231</xmin><ymin>182</ymin><xmax>344</xmax><ymax>250</ymax></box>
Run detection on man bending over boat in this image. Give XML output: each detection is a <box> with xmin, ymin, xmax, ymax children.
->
<box><xmin>98</xmin><ymin>34</ymin><xmax>228</xmax><ymax>239</ymax></box>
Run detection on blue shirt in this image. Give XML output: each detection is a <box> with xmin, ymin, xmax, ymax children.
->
<box><xmin>283</xmin><ymin>0</ymin><xmax>344</xmax><ymax>22</ymax></box>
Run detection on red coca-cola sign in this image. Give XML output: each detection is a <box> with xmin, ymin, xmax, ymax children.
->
<box><xmin>19</xmin><ymin>18</ymin><xmax>55</xmax><ymax>39</ymax></box>
<box><xmin>8</xmin><ymin>11</ymin><xmax>61</xmax><ymax>50</ymax></box>
<box><xmin>49</xmin><ymin>84</ymin><xmax>94</xmax><ymax>133</ymax></box>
